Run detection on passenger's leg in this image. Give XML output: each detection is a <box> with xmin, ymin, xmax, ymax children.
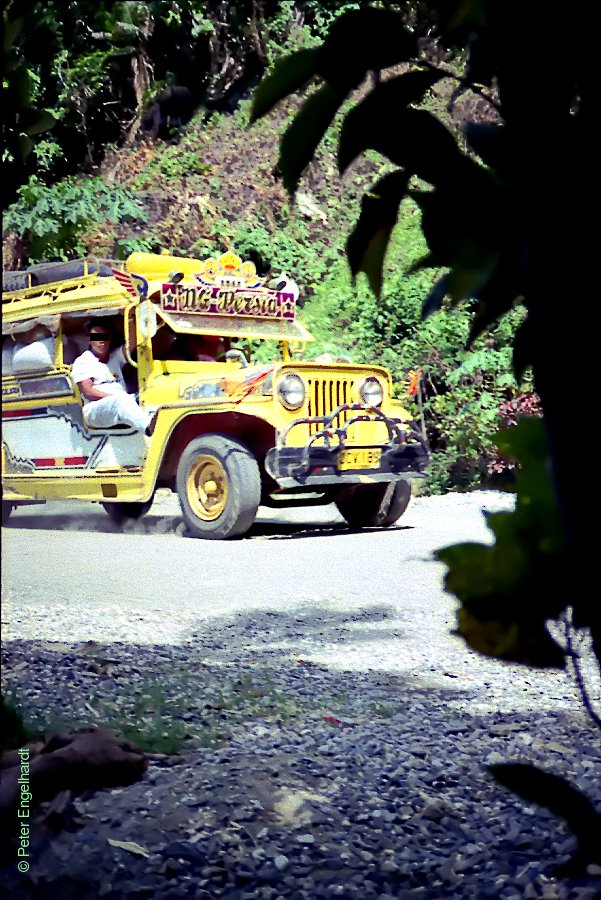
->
<box><xmin>84</xmin><ymin>395</ymin><xmax>151</xmax><ymax>433</ymax></box>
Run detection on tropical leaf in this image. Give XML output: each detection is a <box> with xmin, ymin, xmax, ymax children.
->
<box><xmin>3</xmin><ymin>16</ymin><xmax>26</xmax><ymax>53</ymax></box>
<box><xmin>465</xmin><ymin>123</ymin><xmax>508</xmax><ymax>173</ymax></box>
<box><xmin>21</xmin><ymin>108</ymin><xmax>56</xmax><ymax>136</ymax></box>
<box><xmin>338</xmin><ymin>70</ymin><xmax>444</xmax><ymax>174</ymax></box>
<box><xmin>405</xmin><ymin>252</ymin><xmax>438</xmax><ymax>275</ymax></box>
<box><xmin>512</xmin><ymin>317</ymin><xmax>533</xmax><ymax>382</ymax></box>
<box><xmin>436</xmin><ymin>417</ymin><xmax>570</xmax><ymax>667</ymax></box>
<box><xmin>317</xmin><ymin>8</ymin><xmax>416</xmax><ymax>91</ymax></box>
<box><xmin>455</xmin><ymin>606</ymin><xmax>566</xmax><ymax>667</ymax></box>
<box><xmin>466</xmin><ymin>259</ymin><xmax>523</xmax><ymax>344</ymax></box>
<box><xmin>15</xmin><ymin>134</ymin><xmax>34</xmax><ymax>161</ymax></box>
<box><xmin>249</xmin><ymin>48</ymin><xmax>320</xmax><ymax>123</ymax></box>
<box><xmin>346</xmin><ymin>169</ymin><xmax>411</xmax><ymax>295</ymax></box>
<box><xmin>422</xmin><ymin>273</ymin><xmax>450</xmax><ymax>318</ymax></box>
<box><xmin>447</xmin><ymin>250</ymin><xmax>500</xmax><ymax>303</ymax></box>
<box><xmin>340</xmin><ymin>105</ymin><xmax>461</xmax><ymax>186</ymax></box>
<box><xmin>279</xmin><ymin>83</ymin><xmax>346</xmax><ymax>195</ymax></box>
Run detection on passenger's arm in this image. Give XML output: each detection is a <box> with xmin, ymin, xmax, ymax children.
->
<box><xmin>77</xmin><ymin>378</ymin><xmax>114</xmax><ymax>402</ymax></box>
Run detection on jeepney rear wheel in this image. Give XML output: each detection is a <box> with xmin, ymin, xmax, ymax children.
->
<box><xmin>335</xmin><ymin>480</ymin><xmax>411</xmax><ymax>528</ymax></box>
<box><xmin>102</xmin><ymin>498</ymin><xmax>154</xmax><ymax>526</ymax></box>
<box><xmin>176</xmin><ymin>434</ymin><xmax>261</xmax><ymax>539</ymax></box>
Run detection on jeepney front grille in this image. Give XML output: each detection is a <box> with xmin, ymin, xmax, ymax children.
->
<box><xmin>306</xmin><ymin>377</ymin><xmax>353</xmax><ymax>435</ymax></box>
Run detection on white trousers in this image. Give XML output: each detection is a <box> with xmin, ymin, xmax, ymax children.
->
<box><xmin>83</xmin><ymin>393</ymin><xmax>151</xmax><ymax>433</ymax></box>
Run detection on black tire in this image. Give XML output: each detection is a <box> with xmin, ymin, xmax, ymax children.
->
<box><xmin>102</xmin><ymin>498</ymin><xmax>154</xmax><ymax>526</ymax></box>
<box><xmin>2</xmin><ymin>501</ymin><xmax>15</xmax><ymax>526</ymax></box>
<box><xmin>176</xmin><ymin>434</ymin><xmax>260</xmax><ymax>539</ymax></box>
<box><xmin>335</xmin><ymin>480</ymin><xmax>411</xmax><ymax>528</ymax></box>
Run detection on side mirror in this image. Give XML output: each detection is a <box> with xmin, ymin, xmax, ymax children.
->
<box><xmin>225</xmin><ymin>348</ymin><xmax>248</xmax><ymax>368</ymax></box>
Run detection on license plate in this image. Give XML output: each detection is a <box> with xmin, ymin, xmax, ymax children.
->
<box><xmin>338</xmin><ymin>448</ymin><xmax>382</xmax><ymax>471</ymax></box>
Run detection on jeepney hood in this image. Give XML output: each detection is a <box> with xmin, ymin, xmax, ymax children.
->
<box><xmin>142</xmin><ymin>359</ymin><xmax>400</xmax><ymax>411</ymax></box>
<box><xmin>143</xmin><ymin>360</ymin><xmax>276</xmax><ymax>406</ymax></box>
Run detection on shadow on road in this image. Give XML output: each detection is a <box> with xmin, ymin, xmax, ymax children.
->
<box><xmin>2</xmin><ymin>511</ymin><xmax>414</xmax><ymax>540</ymax></box>
<box><xmin>2</xmin><ymin>606</ymin><xmax>598</xmax><ymax>900</ymax></box>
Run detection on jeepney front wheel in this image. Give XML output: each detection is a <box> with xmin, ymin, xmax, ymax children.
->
<box><xmin>176</xmin><ymin>434</ymin><xmax>261</xmax><ymax>539</ymax></box>
<box><xmin>102</xmin><ymin>498</ymin><xmax>154</xmax><ymax>526</ymax></box>
<box><xmin>335</xmin><ymin>480</ymin><xmax>411</xmax><ymax>528</ymax></box>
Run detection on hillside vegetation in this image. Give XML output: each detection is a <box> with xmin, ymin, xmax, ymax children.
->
<box><xmin>2</xmin><ymin>1</ymin><xmax>535</xmax><ymax>493</ymax></box>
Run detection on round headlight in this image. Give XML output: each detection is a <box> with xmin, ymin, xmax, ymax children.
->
<box><xmin>359</xmin><ymin>376</ymin><xmax>384</xmax><ymax>407</ymax></box>
<box><xmin>277</xmin><ymin>372</ymin><xmax>305</xmax><ymax>410</ymax></box>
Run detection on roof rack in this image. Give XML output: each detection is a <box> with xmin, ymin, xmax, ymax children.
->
<box><xmin>2</xmin><ymin>258</ymin><xmax>123</xmax><ymax>294</ymax></box>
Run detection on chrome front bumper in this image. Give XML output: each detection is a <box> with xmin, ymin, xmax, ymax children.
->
<box><xmin>265</xmin><ymin>403</ymin><xmax>429</xmax><ymax>488</ymax></box>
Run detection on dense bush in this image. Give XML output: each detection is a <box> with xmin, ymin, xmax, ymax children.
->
<box><xmin>4</xmin><ymin>176</ymin><xmax>146</xmax><ymax>262</ymax></box>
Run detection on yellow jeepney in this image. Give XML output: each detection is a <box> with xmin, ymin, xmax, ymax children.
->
<box><xmin>1</xmin><ymin>250</ymin><xmax>428</xmax><ymax>538</ymax></box>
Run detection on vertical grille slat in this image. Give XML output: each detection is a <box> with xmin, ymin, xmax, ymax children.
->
<box><xmin>302</xmin><ymin>375</ymin><xmax>355</xmax><ymax>437</ymax></box>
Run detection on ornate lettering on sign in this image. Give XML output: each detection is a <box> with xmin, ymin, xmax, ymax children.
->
<box><xmin>158</xmin><ymin>251</ymin><xmax>298</xmax><ymax>320</ymax></box>
<box><xmin>161</xmin><ymin>283</ymin><xmax>296</xmax><ymax>320</ymax></box>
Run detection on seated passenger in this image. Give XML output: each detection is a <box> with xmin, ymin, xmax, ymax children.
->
<box><xmin>71</xmin><ymin>318</ymin><xmax>154</xmax><ymax>436</ymax></box>
<box><xmin>10</xmin><ymin>324</ymin><xmax>56</xmax><ymax>373</ymax></box>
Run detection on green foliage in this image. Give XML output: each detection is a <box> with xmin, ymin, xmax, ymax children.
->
<box><xmin>115</xmin><ymin>234</ymin><xmax>161</xmax><ymax>259</ymax></box>
<box><xmin>436</xmin><ymin>417</ymin><xmax>566</xmax><ymax>666</ymax></box>
<box><xmin>2</xmin><ymin>0</ymin><xmax>57</xmax><ymax>204</ymax></box>
<box><xmin>4</xmin><ymin>175</ymin><xmax>147</xmax><ymax>261</ymax></box>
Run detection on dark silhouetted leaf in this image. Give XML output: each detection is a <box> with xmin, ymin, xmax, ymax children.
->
<box><xmin>489</xmin><ymin>764</ymin><xmax>601</xmax><ymax>864</ymax></box>
<box><xmin>436</xmin><ymin>417</ymin><xmax>571</xmax><ymax>667</ymax></box>
<box><xmin>279</xmin><ymin>83</ymin><xmax>346</xmax><ymax>195</ymax></box>
<box><xmin>467</xmin><ymin>259</ymin><xmax>523</xmax><ymax>345</ymax></box>
<box><xmin>512</xmin><ymin>317</ymin><xmax>533</xmax><ymax>381</ymax></box>
<box><xmin>3</xmin><ymin>16</ymin><xmax>26</xmax><ymax>53</ymax></box>
<box><xmin>454</xmin><ymin>606</ymin><xmax>566</xmax><ymax>667</ymax></box>
<box><xmin>11</xmin><ymin>66</ymin><xmax>32</xmax><ymax>107</ymax></box>
<box><xmin>338</xmin><ymin>70</ymin><xmax>443</xmax><ymax>173</ymax></box>
<box><xmin>462</xmin><ymin>30</ymin><xmax>499</xmax><ymax>89</ymax></box>
<box><xmin>21</xmin><ymin>108</ymin><xmax>56</xmax><ymax>136</ymax></box>
<box><xmin>447</xmin><ymin>250</ymin><xmax>500</xmax><ymax>303</ymax></box>
<box><xmin>406</xmin><ymin>252</ymin><xmax>437</xmax><ymax>274</ymax></box>
<box><xmin>340</xmin><ymin>106</ymin><xmax>461</xmax><ymax>187</ymax></box>
<box><xmin>318</xmin><ymin>8</ymin><xmax>416</xmax><ymax>91</ymax></box>
<box><xmin>249</xmin><ymin>49</ymin><xmax>320</xmax><ymax>123</ymax></box>
<box><xmin>346</xmin><ymin>169</ymin><xmax>410</xmax><ymax>295</ymax></box>
<box><xmin>465</xmin><ymin>123</ymin><xmax>508</xmax><ymax>173</ymax></box>
<box><xmin>422</xmin><ymin>274</ymin><xmax>450</xmax><ymax>318</ymax></box>
<box><xmin>16</xmin><ymin>134</ymin><xmax>34</xmax><ymax>161</ymax></box>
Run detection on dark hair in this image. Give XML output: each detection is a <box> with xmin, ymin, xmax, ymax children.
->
<box><xmin>87</xmin><ymin>317</ymin><xmax>112</xmax><ymax>334</ymax></box>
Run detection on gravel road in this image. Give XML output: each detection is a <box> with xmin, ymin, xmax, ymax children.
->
<box><xmin>1</xmin><ymin>490</ymin><xmax>600</xmax><ymax>899</ymax></box>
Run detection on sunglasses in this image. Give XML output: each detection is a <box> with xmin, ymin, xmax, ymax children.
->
<box><xmin>89</xmin><ymin>333</ymin><xmax>111</xmax><ymax>340</ymax></box>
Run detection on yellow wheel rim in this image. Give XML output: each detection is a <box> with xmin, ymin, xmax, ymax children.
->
<box><xmin>186</xmin><ymin>455</ymin><xmax>228</xmax><ymax>521</ymax></box>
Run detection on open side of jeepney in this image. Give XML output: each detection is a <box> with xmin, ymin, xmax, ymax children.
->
<box><xmin>1</xmin><ymin>251</ymin><xmax>428</xmax><ymax>538</ymax></box>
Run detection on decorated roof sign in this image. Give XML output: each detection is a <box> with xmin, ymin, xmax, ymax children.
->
<box><xmin>159</xmin><ymin>252</ymin><xmax>298</xmax><ymax>321</ymax></box>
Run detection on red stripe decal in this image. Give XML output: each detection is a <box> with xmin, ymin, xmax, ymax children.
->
<box><xmin>34</xmin><ymin>458</ymin><xmax>55</xmax><ymax>467</ymax></box>
<box><xmin>64</xmin><ymin>457</ymin><xmax>88</xmax><ymax>465</ymax></box>
<box><xmin>2</xmin><ymin>410</ymin><xmax>39</xmax><ymax>418</ymax></box>
<box><xmin>112</xmin><ymin>269</ymin><xmax>137</xmax><ymax>297</ymax></box>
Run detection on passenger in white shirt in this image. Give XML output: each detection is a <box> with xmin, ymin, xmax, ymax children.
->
<box><xmin>71</xmin><ymin>319</ymin><xmax>154</xmax><ymax>435</ymax></box>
